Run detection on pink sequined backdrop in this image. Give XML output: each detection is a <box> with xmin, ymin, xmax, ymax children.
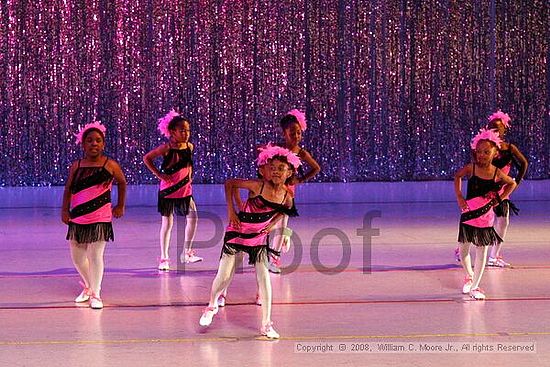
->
<box><xmin>0</xmin><ymin>0</ymin><xmax>548</xmax><ymax>185</ymax></box>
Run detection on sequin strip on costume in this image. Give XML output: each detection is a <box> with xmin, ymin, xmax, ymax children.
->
<box><xmin>222</xmin><ymin>192</ymin><xmax>298</xmax><ymax>264</ymax></box>
<box><xmin>158</xmin><ymin>147</ymin><xmax>193</xmax><ymax>216</ymax></box>
<box><xmin>67</xmin><ymin>160</ymin><xmax>114</xmax><ymax>243</ymax></box>
<box><xmin>457</xmin><ymin>165</ymin><xmax>503</xmax><ymax>247</ymax></box>
<box><xmin>458</xmin><ymin>195</ymin><xmax>503</xmax><ymax>247</ymax></box>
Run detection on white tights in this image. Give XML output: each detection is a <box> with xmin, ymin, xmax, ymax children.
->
<box><xmin>219</xmin><ymin>215</ymin><xmax>287</xmax><ymax>301</ymax></box>
<box><xmin>70</xmin><ymin>240</ymin><xmax>107</xmax><ymax>297</ymax></box>
<box><xmin>490</xmin><ymin>212</ymin><xmax>510</xmax><ymax>259</ymax></box>
<box><xmin>459</xmin><ymin>243</ymin><xmax>488</xmax><ymax>290</ymax></box>
<box><xmin>209</xmin><ymin>254</ymin><xmax>273</xmax><ymax>325</ymax></box>
<box><xmin>159</xmin><ymin>199</ymin><xmax>198</xmax><ymax>259</ymax></box>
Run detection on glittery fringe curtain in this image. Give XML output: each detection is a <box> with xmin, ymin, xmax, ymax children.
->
<box><xmin>0</xmin><ymin>0</ymin><xmax>548</xmax><ymax>185</ymax></box>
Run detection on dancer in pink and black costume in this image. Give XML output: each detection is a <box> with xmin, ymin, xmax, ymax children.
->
<box><xmin>143</xmin><ymin>110</ymin><xmax>201</xmax><ymax>271</ymax></box>
<box><xmin>62</xmin><ymin>121</ymin><xmax>127</xmax><ymax>309</ymax></box>
<box><xmin>485</xmin><ymin>111</ymin><xmax>529</xmax><ymax>267</ymax></box>
<box><xmin>199</xmin><ymin>145</ymin><xmax>300</xmax><ymax>339</ymax></box>
<box><xmin>454</xmin><ymin>128</ymin><xmax>516</xmax><ymax>300</ymax></box>
<box><xmin>267</xmin><ymin>109</ymin><xmax>321</xmax><ymax>273</ymax></box>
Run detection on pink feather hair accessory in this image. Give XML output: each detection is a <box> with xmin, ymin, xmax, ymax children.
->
<box><xmin>257</xmin><ymin>143</ymin><xmax>302</xmax><ymax>171</ymax></box>
<box><xmin>75</xmin><ymin>121</ymin><xmax>107</xmax><ymax>144</ymax></box>
<box><xmin>287</xmin><ymin>109</ymin><xmax>307</xmax><ymax>131</ymax></box>
<box><xmin>470</xmin><ymin>128</ymin><xmax>502</xmax><ymax>150</ymax></box>
<box><xmin>487</xmin><ymin>110</ymin><xmax>511</xmax><ymax>128</ymax></box>
<box><xmin>158</xmin><ymin>109</ymin><xmax>181</xmax><ymax>138</ymax></box>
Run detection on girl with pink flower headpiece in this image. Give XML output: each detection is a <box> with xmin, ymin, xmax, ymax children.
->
<box><xmin>62</xmin><ymin>122</ymin><xmax>127</xmax><ymax>309</ymax></box>
<box><xmin>199</xmin><ymin>145</ymin><xmax>300</xmax><ymax>339</ymax></box>
<box><xmin>278</xmin><ymin>109</ymin><xmax>321</xmax><ymax>186</ymax></box>
<box><xmin>454</xmin><ymin>128</ymin><xmax>517</xmax><ymax>301</ymax></box>
<box><xmin>485</xmin><ymin>111</ymin><xmax>529</xmax><ymax>268</ymax></box>
<box><xmin>263</xmin><ymin>109</ymin><xmax>321</xmax><ymax>274</ymax></box>
<box><xmin>143</xmin><ymin>110</ymin><xmax>201</xmax><ymax>271</ymax></box>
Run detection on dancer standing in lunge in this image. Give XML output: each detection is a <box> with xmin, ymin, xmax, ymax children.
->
<box><xmin>199</xmin><ymin>145</ymin><xmax>300</xmax><ymax>339</ymax></box>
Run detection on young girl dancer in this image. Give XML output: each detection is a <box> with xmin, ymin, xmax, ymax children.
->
<box><xmin>216</xmin><ymin>156</ymin><xmax>275</xmax><ymax>308</ymax></box>
<box><xmin>485</xmin><ymin>111</ymin><xmax>529</xmax><ymax>267</ymax></box>
<box><xmin>199</xmin><ymin>145</ymin><xmax>300</xmax><ymax>339</ymax></box>
<box><xmin>143</xmin><ymin>110</ymin><xmax>201</xmax><ymax>271</ymax></box>
<box><xmin>268</xmin><ymin>109</ymin><xmax>320</xmax><ymax>273</ymax></box>
<box><xmin>454</xmin><ymin>128</ymin><xmax>516</xmax><ymax>300</ymax></box>
<box><xmin>62</xmin><ymin>121</ymin><xmax>127</xmax><ymax>309</ymax></box>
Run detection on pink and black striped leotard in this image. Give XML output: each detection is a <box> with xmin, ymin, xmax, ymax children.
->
<box><xmin>458</xmin><ymin>164</ymin><xmax>502</xmax><ymax>247</ymax></box>
<box><xmin>222</xmin><ymin>183</ymin><xmax>298</xmax><ymax>264</ymax></box>
<box><xmin>66</xmin><ymin>158</ymin><xmax>114</xmax><ymax>243</ymax></box>
<box><xmin>158</xmin><ymin>144</ymin><xmax>193</xmax><ymax>216</ymax></box>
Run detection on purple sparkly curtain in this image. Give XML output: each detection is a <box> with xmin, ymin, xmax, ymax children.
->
<box><xmin>0</xmin><ymin>0</ymin><xmax>548</xmax><ymax>186</ymax></box>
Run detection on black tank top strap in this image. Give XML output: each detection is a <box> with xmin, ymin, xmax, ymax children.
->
<box><xmin>492</xmin><ymin>167</ymin><xmax>498</xmax><ymax>180</ymax></box>
<box><xmin>102</xmin><ymin>156</ymin><xmax>109</xmax><ymax>168</ymax></box>
<box><xmin>77</xmin><ymin>159</ymin><xmax>81</xmax><ymax>168</ymax></box>
<box><xmin>258</xmin><ymin>182</ymin><xmax>265</xmax><ymax>195</ymax></box>
<box><xmin>472</xmin><ymin>163</ymin><xmax>476</xmax><ymax>176</ymax></box>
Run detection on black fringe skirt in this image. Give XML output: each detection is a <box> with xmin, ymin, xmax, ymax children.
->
<box><xmin>66</xmin><ymin>222</ymin><xmax>114</xmax><ymax>244</ymax></box>
<box><xmin>458</xmin><ymin>224</ymin><xmax>502</xmax><ymax>247</ymax></box>
<box><xmin>158</xmin><ymin>195</ymin><xmax>193</xmax><ymax>216</ymax></box>
<box><xmin>221</xmin><ymin>242</ymin><xmax>281</xmax><ymax>265</ymax></box>
<box><xmin>494</xmin><ymin>199</ymin><xmax>519</xmax><ymax>217</ymax></box>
